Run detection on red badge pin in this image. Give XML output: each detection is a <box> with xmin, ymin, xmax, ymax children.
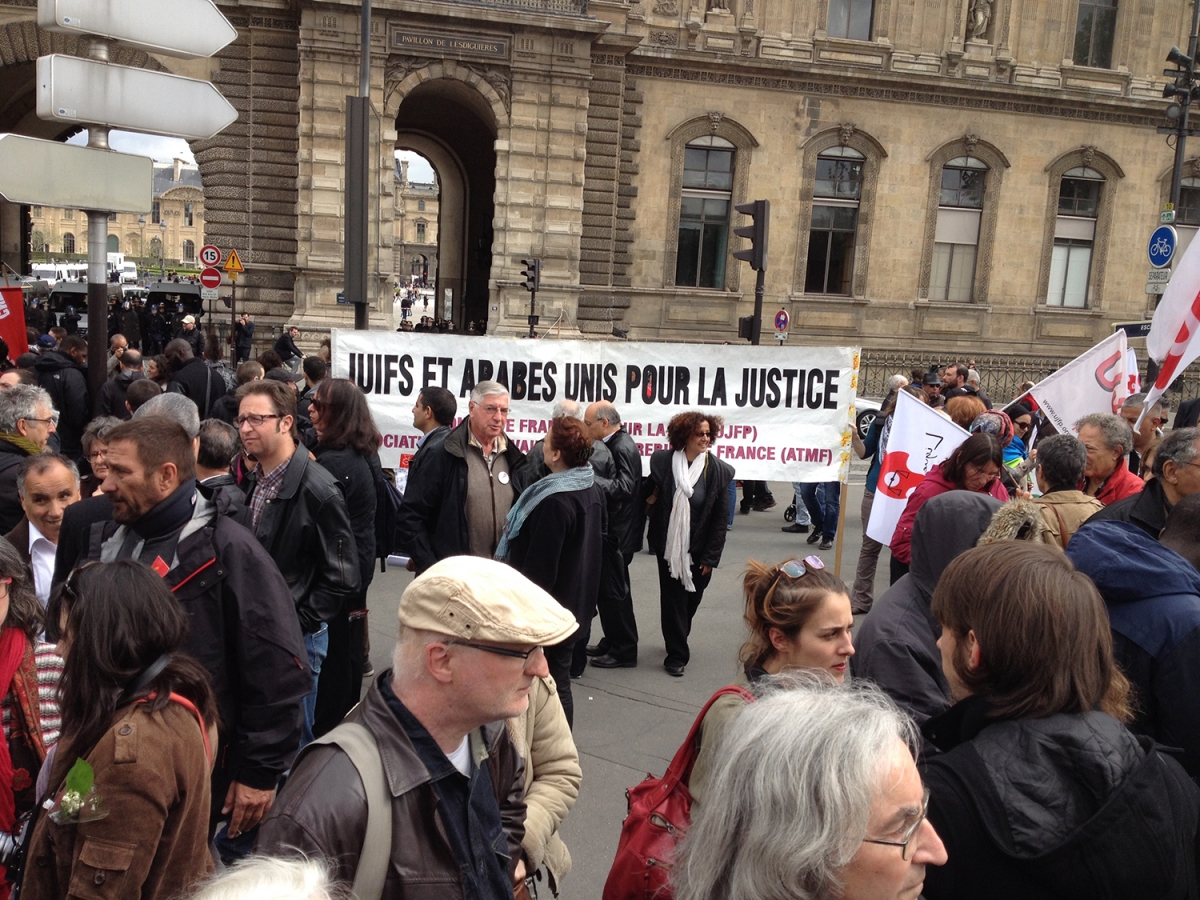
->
<box><xmin>151</xmin><ymin>556</ymin><xmax>170</xmax><ymax>577</ymax></box>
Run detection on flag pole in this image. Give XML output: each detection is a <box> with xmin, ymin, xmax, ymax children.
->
<box><xmin>833</xmin><ymin>482</ymin><xmax>849</xmax><ymax>578</ymax></box>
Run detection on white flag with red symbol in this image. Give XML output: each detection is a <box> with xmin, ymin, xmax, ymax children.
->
<box><xmin>1126</xmin><ymin>348</ymin><xmax>1141</xmax><ymax>396</ymax></box>
<box><xmin>865</xmin><ymin>390</ymin><xmax>969</xmax><ymax>545</ymax></box>
<box><xmin>1027</xmin><ymin>330</ymin><xmax>1129</xmax><ymax>435</ymax></box>
<box><xmin>1143</xmin><ymin>234</ymin><xmax>1200</xmax><ymax>426</ymax></box>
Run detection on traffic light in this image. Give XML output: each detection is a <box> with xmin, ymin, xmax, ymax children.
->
<box><xmin>520</xmin><ymin>258</ymin><xmax>542</xmax><ymax>293</ymax></box>
<box><xmin>732</xmin><ymin>199</ymin><xmax>770</xmax><ymax>272</ymax></box>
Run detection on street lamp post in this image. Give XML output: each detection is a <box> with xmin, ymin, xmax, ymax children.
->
<box><xmin>137</xmin><ymin>216</ymin><xmax>145</xmax><ymax>280</ymax></box>
<box><xmin>160</xmin><ymin>220</ymin><xmax>166</xmax><ymax>279</ymax></box>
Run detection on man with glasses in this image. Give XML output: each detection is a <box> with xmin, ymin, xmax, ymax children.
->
<box><xmin>1089</xmin><ymin>426</ymin><xmax>1200</xmax><ymax>540</ymax></box>
<box><xmin>397</xmin><ymin>380</ymin><xmax>526</xmax><ymax>574</ymax></box>
<box><xmin>259</xmin><ymin>555</ymin><xmax>579</xmax><ymax>899</ymax></box>
<box><xmin>1120</xmin><ymin>392</ymin><xmax>1167</xmax><ymax>477</ymax></box>
<box><xmin>237</xmin><ymin>380</ymin><xmax>360</xmax><ymax>747</ymax></box>
<box><xmin>0</xmin><ymin>385</ymin><xmax>57</xmax><ymax>533</ymax></box>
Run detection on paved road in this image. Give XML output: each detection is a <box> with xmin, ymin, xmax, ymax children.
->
<box><xmin>362</xmin><ymin>465</ymin><xmax>885</xmax><ymax>900</ymax></box>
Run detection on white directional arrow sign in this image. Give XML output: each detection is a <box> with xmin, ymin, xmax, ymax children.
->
<box><xmin>0</xmin><ymin>134</ymin><xmax>151</xmax><ymax>212</ymax></box>
<box><xmin>37</xmin><ymin>55</ymin><xmax>238</xmax><ymax>141</ymax></box>
<box><xmin>38</xmin><ymin>0</ymin><xmax>237</xmax><ymax>59</ymax></box>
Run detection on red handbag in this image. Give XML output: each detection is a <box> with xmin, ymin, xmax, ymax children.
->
<box><xmin>602</xmin><ymin>685</ymin><xmax>756</xmax><ymax>900</ymax></box>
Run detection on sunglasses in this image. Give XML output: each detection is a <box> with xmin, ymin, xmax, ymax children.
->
<box><xmin>778</xmin><ymin>556</ymin><xmax>826</xmax><ymax>579</ymax></box>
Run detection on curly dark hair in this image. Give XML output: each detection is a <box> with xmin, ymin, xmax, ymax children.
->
<box><xmin>667</xmin><ymin>411</ymin><xmax>724</xmax><ymax>452</ymax></box>
<box><xmin>548</xmin><ymin>417</ymin><xmax>592</xmax><ymax>468</ymax></box>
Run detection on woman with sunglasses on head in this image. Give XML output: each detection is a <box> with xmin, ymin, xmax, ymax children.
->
<box><xmin>921</xmin><ymin>542</ymin><xmax>1200</xmax><ymax>900</ymax></box>
<box><xmin>689</xmin><ymin>555</ymin><xmax>854</xmax><ymax>804</ymax></box>
<box><xmin>306</xmin><ymin>378</ymin><xmax>380</xmax><ymax>735</ymax></box>
<box><xmin>0</xmin><ymin>540</ymin><xmax>61</xmax><ymax>899</ymax></box>
<box><xmin>23</xmin><ymin>560</ymin><xmax>217</xmax><ymax>900</ymax></box>
<box><xmin>644</xmin><ymin>411</ymin><xmax>735</xmax><ymax>678</ymax></box>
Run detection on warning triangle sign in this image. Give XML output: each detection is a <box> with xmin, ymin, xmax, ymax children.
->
<box><xmin>222</xmin><ymin>248</ymin><xmax>245</xmax><ymax>273</ymax></box>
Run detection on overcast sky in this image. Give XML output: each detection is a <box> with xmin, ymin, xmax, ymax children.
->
<box><xmin>66</xmin><ymin>131</ymin><xmax>439</xmax><ymax>187</ymax></box>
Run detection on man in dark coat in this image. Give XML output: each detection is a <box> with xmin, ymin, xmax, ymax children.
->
<box><xmin>395</xmin><ymin>381</ymin><xmax>525</xmax><ymax>574</ymax></box>
<box><xmin>93</xmin><ymin>348</ymin><xmax>145</xmax><ymax>421</ymax></box>
<box><xmin>852</xmin><ymin>491</ymin><xmax>1002</xmax><ymax>727</ymax></box>
<box><xmin>82</xmin><ymin>416</ymin><xmax>309</xmax><ymax>842</ymax></box>
<box><xmin>174</xmin><ymin>314</ymin><xmax>205</xmax><ymax>357</ymax></box>
<box><xmin>399</xmin><ymin>385</ymin><xmax>455</xmax><ymax>501</ymax></box>
<box><xmin>164</xmin><ymin>338</ymin><xmax>227</xmax><ymax>419</ymax></box>
<box><xmin>234</xmin><ymin>312</ymin><xmax>255</xmax><ymax>364</ymax></box>
<box><xmin>274</xmin><ymin>325</ymin><xmax>305</xmax><ymax>372</ymax></box>
<box><xmin>119</xmin><ymin>300</ymin><xmax>141</xmax><ymax>349</ymax></box>
<box><xmin>32</xmin><ymin>334</ymin><xmax>88</xmax><ymax>459</ymax></box>
<box><xmin>146</xmin><ymin>304</ymin><xmax>168</xmax><ymax>355</ymax></box>
<box><xmin>584</xmin><ymin>401</ymin><xmax>644</xmax><ymax>670</ymax></box>
<box><xmin>0</xmin><ymin>385</ymin><xmax>58</xmax><ymax>532</ymax></box>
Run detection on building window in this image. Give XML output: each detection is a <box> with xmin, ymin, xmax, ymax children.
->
<box><xmin>1047</xmin><ymin>167</ymin><xmax>1104</xmax><ymax>308</ymax></box>
<box><xmin>675</xmin><ymin>136</ymin><xmax>734</xmax><ymax>289</ymax></box>
<box><xmin>151</xmin><ymin>202</ymin><xmax>160</xmax><ymax>224</ymax></box>
<box><xmin>1074</xmin><ymin>0</ymin><xmax>1116</xmax><ymax>68</ymax></box>
<box><xmin>108</xmin><ymin>212</ymin><xmax>117</xmax><ymax>222</ymax></box>
<box><xmin>182</xmin><ymin>240</ymin><xmax>195</xmax><ymax>262</ymax></box>
<box><xmin>32</xmin><ymin>207</ymin><xmax>41</xmax><ymax>218</ymax></box>
<box><xmin>63</xmin><ymin>209</ymin><xmax>73</xmax><ymax>220</ymax></box>
<box><xmin>930</xmin><ymin>157</ymin><xmax>987</xmax><ymax>303</ymax></box>
<box><xmin>827</xmin><ymin>0</ymin><xmax>872</xmax><ymax>41</ymax></box>
<box><xmin>417</xmin><ymin>200</ymin><xmax>425</xmax><ymax>211</ymax></box>
<box><xmin>416</xmin><ymin>222</ymin><xmax>426</xmax><ymax>242</ymax></box>
<box><xmin>1179</xmin><ymin>179</ymin><xmax>1200</xmax><ymax>226</ymax></box>
<box><xmin>805</xmin><ymin>146</ymin><xmax>864</xmax><ymax>295</ymax></box>
<box><xmin>63</xmin><ymin>233</ymin><xmax>75</xmax><ymax>254</ymax></box>
<box><xmin>107</xmin><ymin>234</ymin><xmax>119</xmax><ymax>253</ymax></box>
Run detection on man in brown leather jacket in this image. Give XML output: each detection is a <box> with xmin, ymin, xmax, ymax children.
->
<box><xmin>257</xmin><ymin>556</ymin><xmax>579</xmax><ymax>899</ymax></box>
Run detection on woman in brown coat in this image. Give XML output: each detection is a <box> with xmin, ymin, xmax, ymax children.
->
<box><xmin>22</xmin><ymin>560</ymin><xmax>217</xmax><ymax>900</ymax></box>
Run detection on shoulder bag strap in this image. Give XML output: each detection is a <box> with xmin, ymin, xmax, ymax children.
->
<box><xmin>308</xmin><ymin>722</ymin><xmax>392</xmax><ymax>900</ymax></box>
<box><xmin>661</xmin><ymin>685</ymin><xmax>756</xmax><ymax>791</ymax></box>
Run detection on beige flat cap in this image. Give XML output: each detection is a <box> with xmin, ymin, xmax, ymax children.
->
<box><xmin>399</xmin><ymin>556</ymin><xmax>578</xmax><ymax>647</ymax></box>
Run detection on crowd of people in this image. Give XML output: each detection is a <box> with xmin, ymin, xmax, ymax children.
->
<box><xmin>0</xmin><ymin>327</ymin><xmax>1194</xmax><ymax>900</ymax></box>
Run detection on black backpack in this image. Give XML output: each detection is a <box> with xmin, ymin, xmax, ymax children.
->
<box><xmin>373</xmin><ymin>464</ymin><xmax>403</xmax><ymax>572</ymax></box>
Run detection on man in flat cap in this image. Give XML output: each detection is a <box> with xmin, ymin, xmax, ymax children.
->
<box><xmin>257</xmin><ymin>555</ymin><xmax>578</xmax><ymax>899</ymax></box>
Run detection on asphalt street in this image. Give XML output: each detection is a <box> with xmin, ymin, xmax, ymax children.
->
<box><xmin>362</xmin><ymin>461</ymin><xmax>883</xmax><ymax>900</ymax></box>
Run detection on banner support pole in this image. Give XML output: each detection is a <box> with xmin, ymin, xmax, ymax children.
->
<box><xmin>833</xmin><ymin>481</ymin><xmax>849</xmax><ymax>578</ymax></box>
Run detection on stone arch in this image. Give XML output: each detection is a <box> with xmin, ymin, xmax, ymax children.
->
<box><xmin>794</xmin><ymin>124</ymin><xmax>888</xmax><ymax>298</ymax></box>
<box><xmin>1036</xmin><ymin>146</ymin><xmax>1124</xmax><ymax>309</ymax></box>
<box><xmin>383</xmin><ymin>58</ymin><xmax>508</xmax><ymax>131</ymax></box>
<box><xmin>917</xmin><ymin>135</ymin><xmax>1011</xmax><ymax>303</ymax></box>
<box><xmin>664</xmin><ymin>113</ymin><xmax>760</xmax><ymax>293</ymax></box>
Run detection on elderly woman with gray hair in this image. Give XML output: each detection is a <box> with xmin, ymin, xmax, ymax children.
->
<box><xmin>1074</xmin><ymin>412</ymin><xmax>1142</xmax><ymax>505</ymax></box>
<box><xmin>674</xmin><ymin>676</ymin><xmax>946</xmax><ymax>900</ymax></box>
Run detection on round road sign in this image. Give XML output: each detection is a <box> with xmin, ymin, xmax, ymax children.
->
<box><xmin>774</xmin><ymin>309</ymin><xmax>789</xmax><ymax>331</ymax></box>
<box><xmin>200</xmin><ymin>267</ymin><xmax>222</xmax><ymax>289</ymax></box>
<box><xmin>199</xmin><ymin>244</ymin><xmax>222</xmax><ymax>267</ymax></box>
<box><xmin>1148</xmin><ymin>225</ymin><xmax>1178</xmax><ymax>269</ymax></box>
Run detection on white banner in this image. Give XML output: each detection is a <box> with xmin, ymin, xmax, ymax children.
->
<box><xmin>865</xmin><ymin>390</ymin><xmax>968</xmax><ymax>545</ymax></box>
<box><xmin>1028</xmin><ymin>330</ymin><xmax>1128</xmax><ymax>434</ymax></box>
<box><xmin>1144</xmin><ymin>231</ymin><xmax>1200</xmax><ymax>425</ymax></box>
<box><xmin>331</xmin><ymin>330</ymin><xmax>859</xmax><ymax>482</ymax></box>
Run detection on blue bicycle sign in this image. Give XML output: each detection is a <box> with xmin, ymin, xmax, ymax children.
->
<box><xmin>1148</xmin><ymin>225</ymin><xmax>1178</xmax><ymax>268</ymax></box>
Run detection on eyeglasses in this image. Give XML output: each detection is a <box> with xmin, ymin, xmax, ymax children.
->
<box><xmin>692</xmin><ymin>430</ymin><xmax>712</xmax><ymax>441</ymax></box>
<box><xmin>234</xmin><ymin>413</ymin><xmax>282</xmax><ymax>428</ymax></box>
<box><xmin>23</xmin><ymin>414</ymin><xmax>58</xmax><ymax>427</ymax></box>
<box><xmin>863</xmin><ymin>788</ymin><xmax>931</xmax><ymax>861</ymax></box>
<box><xmin>87</xmin><ymin>450</ymin><xmax>107</xmax><ymax>462</ymax></box>
<box><xmin>477</xmin><ymin>404</ymin><xmax>509</xmax><ymax>417</ymax></box>
<box><xmin>778</xmin><ymin>556</ymin><xmax>826</xmax><ymax>579</ymax></box>
<box><xmin>1014</xmin><ymin>421</ymin><xmax>1031</xmax><ymax>430</ymax></box>
<box><xmin>445</xmin><ymin>639</ymin><xmax>542</xmax><ymax>662</ymax></box>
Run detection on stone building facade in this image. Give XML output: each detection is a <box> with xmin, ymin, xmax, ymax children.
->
<box><xmin>0</xmin><ymin>0</ymin><xmax>1192</xmax><ymax>362</ymax></box>
<box><xmin>392</xmin><ymin>158</ymin><xmax>440</xmax><ymax>286</ymax></box>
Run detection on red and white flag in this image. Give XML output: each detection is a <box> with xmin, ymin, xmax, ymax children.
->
<box><xmin>865</xmin><ymin>390</ymin><xmax>969</xmax><ymax>545</ymax></box>
<box><xmin>1143</xmin><ymin>233</ymin><xmax>1200</xmax><ymax>426</ymax></box>
<box><xmin>1126</xmin><ymin>348</ymin><xmax>1141</xmax><ymax>396</ymax></box>
<box><xmin>1027</xmin><ymin>330</ymin><xmax>1129</xmax><ymax>434</ymax></box>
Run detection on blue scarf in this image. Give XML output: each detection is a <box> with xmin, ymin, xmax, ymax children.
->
<box><xmin>495</xmin><ymin>464</ymin><xmax>594</xmax><ymax>561</ymax></box>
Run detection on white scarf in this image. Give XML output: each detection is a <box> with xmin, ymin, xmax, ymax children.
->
<box><xmin>665</xmin><ymin>449</ymin><xmax>707</xmax><ymax>592</ymax></box>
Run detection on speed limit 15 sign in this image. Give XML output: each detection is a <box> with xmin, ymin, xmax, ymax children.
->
<box><xmin>199</xmin><ymin>244</ymin><xmax>222</xmax><ymax>267</ymax></box>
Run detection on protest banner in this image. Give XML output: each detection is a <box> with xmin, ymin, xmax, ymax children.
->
<box><xmin>865</xmin><ymin>390</ymin><xmax>969</xmax><ymax>546</ymax></box>
<box><xmin>1027</xmin><ymin>330</ymin><xmax>1129</xmax><ymax>434</ymax></box>
<box><xmin>331</xmin><ymin>330</ymin><xmax>860</xmax><ymax>482</ymax></box>
<box><xmin>1143</xmin><ymin>229</ymin><xmax>1200</xmax><ymax>426</ymax></box>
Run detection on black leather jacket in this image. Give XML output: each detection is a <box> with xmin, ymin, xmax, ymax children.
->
<box><xmin>606</xmin><ymin>428</ymin><xmax>644</xmax><ymax>556</ymax></box>
<box><xmin>249</xmin><ymin>443</ymin><xmax>361</xmax><ymax>633</ymax></box>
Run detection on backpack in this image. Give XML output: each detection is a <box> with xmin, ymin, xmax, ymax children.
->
<box><xmin>602</xmin><ymin>685</ymin><xmax>755</xmax><ymax>900</ymax></box>
<box><xmin>373</xmin><ymin>464</ymin><xmax>404</xmax><ymax>572</ymax></box>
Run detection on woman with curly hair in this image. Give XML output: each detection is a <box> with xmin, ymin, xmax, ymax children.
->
<box><xmin>497</xmin><ymin>416</ymin><xmax>605</xmax><ymax>727</ymax></box>
<box><xmin>644</xmin><ymin>411</ymin><xmax>735</xmax><ymax>677</ymax></box>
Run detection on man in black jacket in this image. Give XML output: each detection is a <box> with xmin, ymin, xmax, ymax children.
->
<box><xmin>396</xmin><ymin>380</ymin><xmax>525</xmax><ymax>574</ymax></box>
<box><xmin>233</xmin><ymin>313</ymin><xmax>255</xmax><ymax>364</ymax></box>
<box><xmin>274</xmin><ymin>325</ymin><xmax>305</xmax><ymax>372</ymax></box>
<box><xmin>164</xmin><ymin>338</ymin><xmax>228</xmax><ymax>419</ymax></box>
<box><xmin>0</xmin><ymin>385</ymin><xmax>57</xmax><ymax>532</ymax></box>
<box><xmin>33</xmin><ymin>335</ymin><xmax>88</xmax><ymax>459</ymax></box>
<box><xmin>401</xmin><ymin>385</ymin><xmax>455</xmax><ymax>497</ymax></box>
<box><xmin>585</xmin><ymin>401</ymin><xmax>643</xmax><ymax>669</ymax></box>
<box><xmin>93</xmin><ymin>348</ymin><xmax>145</xmax><ymax>420</ymax></box>
<box><xmin>82</xmin><ymin>416</ymin><xmax>309</xmax><ymax>843</ymax></box>
<box><xmin>174</xmin><ymin>314</ymin><xmax>205</xmax><ymax>356</ymax></box>
<box><xmin>237</xmin><ymin>379</ymin><xmax>360</xmax><ymax>745</ymax></box>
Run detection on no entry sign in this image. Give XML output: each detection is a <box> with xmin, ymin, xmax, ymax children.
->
<box><xmin>200</xmin><ymin>267</ymin><xmax>221</xmax><ymax>289</ymax></box>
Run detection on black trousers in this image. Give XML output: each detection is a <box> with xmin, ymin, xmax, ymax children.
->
<box><xmin>313</xmin><ymin>590</ymin><xmax>367</xmax><ymax>737</ymax></box>
<box><xmin>740</xmin><ymin>480</ymin><xmax>773</xmax><ymax>510</ymax></box>
<box><xmin>545</xmin><ymin>639</ymin><xmax>577</xmax><ymax>729</ymax></box>
<box><xmin>590</xmin><ymin>544</ymin><xmax>639</xmax><ymax>664</ymax></box>
<box><xmin>657</xmin><ymin>556</ymin><xmax>712</xmax><ymax>668</ymax></box>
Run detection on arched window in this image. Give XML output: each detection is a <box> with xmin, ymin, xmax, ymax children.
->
<box><xmin>929</xmin><ymin>157</ymin><xmax>987</xmax><ymax>302</ymax></box>
<box><xmin>676</xmin><ymin>136</ymin><xmax>735</xmax><ymax>289</ymax></box>
<box><xmin>107</xmin><ymin>234</ymin><xmax>120</xmax><ymax>253</ymax></box>
<box><xmin>805</xmin><ymin>146</ymin><xmax>865</xmax><ymax>295</ymax></box>
<box><xmin>416</xmin><ymin>221</ymin><xmax>426</xmax><ymax>242</ymax></box>
<box><xmin>63</xmin><ymin>233</ymin><xmax>75</xmax><ymax>254</ymax></box>
<box><xmin>127</xmin><ymin>235</ymin><xmax>141</xmax><ymax>256</ymax></box>
<box><xmin>182</xmin><ymin>240</ymin><xmax>195</xmax><ymax>262</ymax></box>
<box><xmin>1047</xmin><ymin>166</ymin><xmax>1105</xmax><ymax>308</ymax></box>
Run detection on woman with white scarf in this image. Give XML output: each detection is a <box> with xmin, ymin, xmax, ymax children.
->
<box><xmin>497</xmin><ymin>416</ymin><xmax>606</xmax><ymax>727</ymax></box>
<box><xmin>644</xmin><ymin>411</ymin><xmax>735</xmax><ymax>677</ymax></box>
